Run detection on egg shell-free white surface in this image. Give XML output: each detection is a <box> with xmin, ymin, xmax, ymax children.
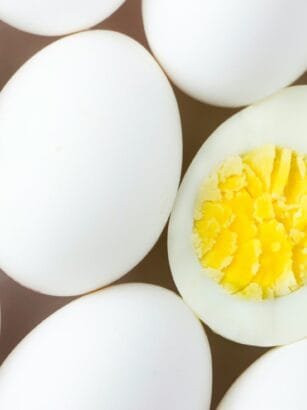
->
<box><xmin>218</xmin><ymin>340</ymin><xmax>307</xmax><ymax>409</ymax></box>
<box><xmin>143</xmin><ymin>0</ymin><xmax>307</xmax><ymax>107</ymax></box>
<box><xmin>0</xmin><ymin>30</ymin><xmax>182</xmax><ymax>296</ymax></box>
<box><xmin>0</xmin><ymin>283</ymin><xmax>212</xmax><ymax>410</ymax></box>
<box><xmin>168</xmin><ymin>86</ymin><xmax>307</xmax><ymax>346</ymax></box>
<box><xmin>0</xmin><ymin>0</ymin><xmax>125</xmax><ymax>36</ymax></box>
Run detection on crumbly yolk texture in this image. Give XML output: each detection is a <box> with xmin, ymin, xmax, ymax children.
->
<box><xmin>193</xmin><ymin>145</ymin><xmax>307</xmax><ymax>300</ymax></box>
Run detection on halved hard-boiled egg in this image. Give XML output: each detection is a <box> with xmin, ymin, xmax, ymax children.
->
<box><xmin>168</xmin><ymin>86</ymin><xmax>307</xmax><ymax>346</ymax></box>
<box><xmin>218</xmin><ymin>339</ymin><xmax>307</xmax><ymax>409</ymax></box>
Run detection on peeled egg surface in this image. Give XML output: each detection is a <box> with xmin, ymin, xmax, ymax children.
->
<box><xmin>0</xmin><ymin>0</ymin><xmax>125</xmax><ymax>36</ymax></box>
<box><xmin>218</xmin><ymin>340</ymin><xmax>307</xmax><ymax>410</ymax></box>
<box><xmin>168</xmin><ymin>86</ymin><xmax>307</xmax><ymax>347</ymax></box>
<box><xmin>0</xmin><ymin>30</ymin><xmax>182</xmax><ymax>296</ymax></box>
<box><xmin>0</xmin><ymin>283</ymin><xmax>212</xmax><ymax>410</ymax></box>
<box><xmin>143</xmin><ymin>0</ymin><xmax>307</xmax><ymax>107</ymax></box>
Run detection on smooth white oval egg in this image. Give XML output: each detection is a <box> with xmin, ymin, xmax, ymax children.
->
<box><xmin>0</xmin><ymin>283</ymin><xmax>212</xmax><ymax>410</ymax></box>
<box><xmin>143</xmin><ymin>0</ymin><xmax>307</xmax><ymax>107</ymax></box>
<box><xmin>0</xmin><ymin>30</ymin><xmax>182</xmax><ymax>296</ymax></box>
<box><xmin>168</xmin><ymin>86</ymin><xmax>307</xmax><ymax>346</ymax></box>
<box><xmin>0</xmin><ymin>0</ymin><xmax>125</xmax><ymax>36</ymax></box>
<box><xmin>218</xmin><ymin>340</ymin><xmax>307</xmax><ymax>410</ymax></box>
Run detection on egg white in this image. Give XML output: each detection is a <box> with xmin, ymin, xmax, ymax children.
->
<box><xmin>0</xmin><ymin>30</ymin><xmax>182</xmax><ymax>296</ymax></box>
<box><xmin>0</xmin><ymin>284</ymin><xmax>212</xmax><ymax>410</ymax></box>
<box><xmin>0</xmin><ymin>0</ymin><xmax>125</xmax><ymax>36</ymax></box>
<box><xmin>143</xmin><ymin>0</ymin><xmax>307</xmax><ymax>107</ymax></box>
<box><xmin>168</xmin><ymin>86</ymin><xmax>307</xmax><ymax>346</ymax></box>
<box><xmin>218</xmin><ymin>339</ymin><xmax>307</xmax><ymax>409</ymax></box>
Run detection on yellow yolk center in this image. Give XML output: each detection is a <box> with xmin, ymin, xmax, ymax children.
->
<box><xmin>193</xmin><ymin>145</ymin><xmax>307</xmax><ymax>300</ymax></box>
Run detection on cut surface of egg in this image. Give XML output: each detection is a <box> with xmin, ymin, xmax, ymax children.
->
<box><xmin>143</xmin><ymin>0</ymin><xmax>307</xmax><ymax>107</ymax></box>
<box><xmin>0</xmin><ymin>284</ymin><xmax>212</xmax><ymax>410</ymax></box>
<box><xmin>193</xmin><ymin>144</ymin><xmax>307</xmax><ymax>300</ymax></box>
<box><xmin>168</xmin><ymin>86</ymin><xmax>307</xmax><ymax>346</ymax></box>
<box><xmin>0</xmin><ymin>0</ymin><xmax>125</xmax><ymax>36</ymax></box>
<box><xmin>218</xmin><ymin>340</ymin><xmax>307</xmax><ymax>410</ymax></box>
<box><xmin>0</xmin><ymin>30</ymin><xmax>182</xmax><ymax>296</ymax></box>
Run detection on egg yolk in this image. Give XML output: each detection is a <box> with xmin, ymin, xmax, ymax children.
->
<box><xmin>193</xmin><ymin>145</ymin><xmax>307</xmax><ymax>300</ymax></box>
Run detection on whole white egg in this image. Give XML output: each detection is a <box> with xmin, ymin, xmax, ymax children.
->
<box><xmin>218</xmin><ymin>340</ymin><xmax>307</xmax><ymax>410</ymax></box>
<box><xmin>168</xmin><ymin>86</ymin><xmax>307</xmax><ymax>346</ymax></box>
<box><xmin>0</xmin><ymin>283</ymin><xmax>212</xmax><ymax>410</ymax></box>
<box><xmin>0</xmin><ymin>0</ymin><xmax>125</xmax><ymax>36</ymax></box>
<box><xmin>0</xmin><ymin>30</ymin><xmax>182</xmax><ymax>296</ymax></box>
<box><xmin>143</xmin><ymin>0</ymin><xmax>307</xmax><ymax>107</ymax></box>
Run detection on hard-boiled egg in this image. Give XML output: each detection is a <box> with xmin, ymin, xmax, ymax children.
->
<box><xmin>168</xmin><ymin>86</ymin><xmax>307</xmax><ymax>346</ymax></box>
<box><xmin>143</xmin><ymin>0</ymin><xmax>307</xmax><ymax>107</ymax></box>
<box><xmin>0</xmin><ymin>283</ymin><xmax>212</xmax><ymax>410</ymax></box>
<box><xmin>0</xmin><ymin>0</ymin><xmax>125</xmax><ymax>36</ymax></box>
<box><xmin>0</xmin><ymin>30</ymin><xmax>182</xmax><ymax>296</ymax></box>
<box><xmin>218</xmin><ymin>340</ymin><xmax>307</xmax><ymax>410</ymax></box>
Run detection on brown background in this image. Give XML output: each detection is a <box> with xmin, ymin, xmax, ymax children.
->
<box><xmin>0</xmin><ymin>1</ymin><xmax>306</xmax><ymax>408</ymax></box>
